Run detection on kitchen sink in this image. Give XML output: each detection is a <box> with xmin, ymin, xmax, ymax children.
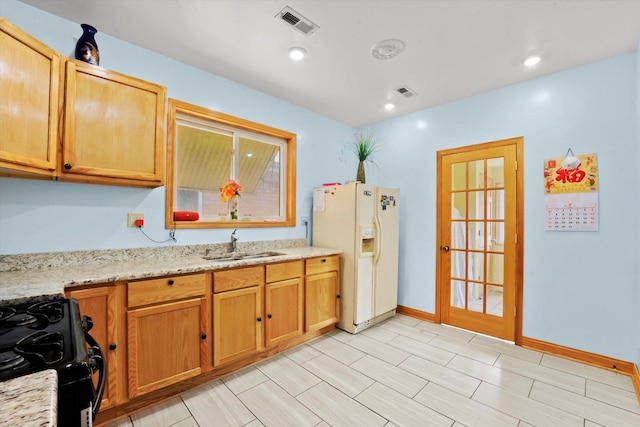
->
<box><xmin>202</xmin><ymin>251</ymin><xmax>286</xmax><ymax>261</ymax></box>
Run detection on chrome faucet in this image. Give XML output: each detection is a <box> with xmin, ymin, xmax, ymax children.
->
<box><xmin>230</xmin><ymin>229</ymin><xmax>239</xmax><ymax>252</ymax></box>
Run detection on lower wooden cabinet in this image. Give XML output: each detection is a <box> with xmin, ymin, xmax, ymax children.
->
<box><xmin>305</xmin><ymin>256</ymin><xmax>341</xmax><ymax>332</ymax></box>
<box><xmin>64</xmin><ymin>254</ymin><xmax>339</xmax><ymax>421</ymax></box>
<box><xmin>126</xmin><ymin>274</ymin><xmax>210</xmax><ymax>398</ymax></box>
<box><xmin>265</xmin><ymin>261</ymin><xmax>304</xmax><ymax>347</ymax></box>
<box><xmin>213</xmin><ymin>285</ymin><xmax>263</xmax><ymax>366</ymax></box>
<box><xmin>66</xmin><ymin>284</ymin><xmax>125</xmax><ymax>410</ymax></box>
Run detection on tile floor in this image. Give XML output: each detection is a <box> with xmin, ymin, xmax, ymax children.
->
<box><xmin>104</xmin><ymin>314</ymin><xmax>640</xmax><ymax>427</ymax></box>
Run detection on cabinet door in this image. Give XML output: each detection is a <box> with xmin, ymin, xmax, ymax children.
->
<box><xmin>67</xmin><ymin>285</ymin><xmax>124</xmax><ymax>409</ymax></box>
<box><xmin>305</xmin><ymin>271</ymin><xmax>340</xmax><ymax>332</ymax></box>
<box><xmin>265</xmin><ymin>278</ymin><xmax>303</xmax><ymax>347</ymax></box>
<box><xmin>62</xmin><ymin>60</ymin><xmax>166</xmax><ymax>187</ymax></box>
<box><xmin>213</xmin><ymin>286</ymin><xmax>263</xmax><ymax>366</ymax></box>
<box><xmin>127</xmin><ymin>298</ymin><xmax>206</xmax><ymax>397</ymax></box>
<box><xmin>0</xmin><ymin>18</ymin><xmax>60</xmax><ymax>178</ymax></box>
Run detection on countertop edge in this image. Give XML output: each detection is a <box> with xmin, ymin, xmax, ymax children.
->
<box><xmin>1</xmin><ymin>246</ymin><xmax>342</xmax><ymax>303</ymax></box>
<box><xmin>0</xmin><ymin>369</ymin><xmax>58</xmax><ymax>427</ymax></box>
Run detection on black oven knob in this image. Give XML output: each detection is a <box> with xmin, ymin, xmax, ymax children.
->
<box><xmin>109</xmin><ymin>344</ymin><xmax>117</xmax><ymax>350</ymax></box>
<box><xmin>82</xmin><ymin>315</ymin><xmax>94</xmax><ymax>332</ymax></box>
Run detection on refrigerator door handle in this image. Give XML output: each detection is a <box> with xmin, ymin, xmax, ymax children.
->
<box><xmin>373</xmin><ymin>215</ymin><xmax>382</xmax><ymax>265</ymax></box>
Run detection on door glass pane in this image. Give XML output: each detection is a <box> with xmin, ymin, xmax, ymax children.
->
<box><xmin>451</xmin><ymin>193</ymin><xmax>466</xmax><ymax>219</ymax></box>
<box><xmin>469</xmin><ymin>252</ymin><xmax>483</xmax><ymax>282</ymax></box>
<box><xmin>468</xmin><ymin>283</ymin><xmax>484</xmax><ymax>312</ymax></box>
<box><xmin>450</xmin><ymin>280</ymin><xmax>466</xmax><ymax>308</ymax></box>
<box><xmin>486</xmin><ymin>285</ymin><xmax>503</xmax><ymax>317</ymax></box>
<box><xmin>451</xmin><ymin>223</ymin><xmax>466</xmax><ymax>250</ymax></box>
<box><xmin>451</xmin><ymin>162</ymin><xmax>467</xmax><ymax>191</ymax></box>
<box><xmin>487</xmin><ymin>190</ymin><xmax>504</xmax><ymax>220</ymax></box>
<box><xmin>468</xmin><ymin>160</ymin><xmax>484</xmax><ymax>189</ymax></box>
<box><xmin>486</xmin><ymin>253</ymin><xmax>504</xmax><ymax>284</ymax></box>
<box><xmin>451</xmin><ymin>250</ymin><xmax>467</xmax><ymax>277</ymax></box>
<box><xmin>468</xmin><ymin>222</ymin><xmax>484</xmax><ymax>250</ymax></box>
<box><xmin>487</xmin><ymin>157</ymin><xmax>504</xmax><ymax>188</ymax></box>
<box><xmin>468</xmin><ymin>191</ymin><xmax>484</xmax><ymax>219</ymax></box>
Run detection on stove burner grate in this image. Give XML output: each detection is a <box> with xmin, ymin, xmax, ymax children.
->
<box><xmin>15</xmin><ymin>331</ymin><xmax>64</xmax><ymax>366</ymax></box>
<box><xmin>27</xmin><ymin>301</ymin><xmax>64</xmax><ymax>324</ymax></box>
<box><xmin>0</xmin><ymin>307</ymin><xmax>16</xmax><ymax>323</ymax></box>
<box><xmin>5</xmin><ymin>313</ymin><xmax>38</xmax><ymax>327</ymax></box>
<box><xmin>0</xmin><ymin>351</ymin><xmax>25</xmax><ymax>371</ymax></box>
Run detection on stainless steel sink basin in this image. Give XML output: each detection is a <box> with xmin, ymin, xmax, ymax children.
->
<box><xmin>203</xmin><ymin>251</ymin><xmax>286</xmax><ymax>261</ymax></box>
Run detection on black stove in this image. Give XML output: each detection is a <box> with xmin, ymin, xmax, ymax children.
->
<box><xmin>0</xmin><ymin>298</ymin><xmax>105</xmax><ymax>427</ymax></box>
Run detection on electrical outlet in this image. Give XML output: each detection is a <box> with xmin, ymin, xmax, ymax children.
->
<box><xmin>127</xmin><ymin>213</ymin><xmax>144</xmax><ymax>227</ymax></box>
<box><xmin>301</xmin><ymin>216</ymin><xmax>309</xmax><ymax>225</ymax></box>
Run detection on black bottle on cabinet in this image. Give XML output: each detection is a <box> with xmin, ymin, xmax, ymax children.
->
<box><xmin>75</xmin><ymin>23</ymin><xmax>100</xmax><ymax>66</ymax></box>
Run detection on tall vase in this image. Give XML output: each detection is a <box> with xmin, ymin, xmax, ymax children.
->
<box><xmin>75</xmin><ymin>24</ymin><xmax>100</xmax><ymax>66</ymax></box>
<box><xmin>229</xmin><ymin>198</ymin><xmax>238</xmax><ymax>220</ymax></box>
<box><xmin>356</xmin><ymin>161</ymin><xmax>366</xmax><ymax>183</ymax></box>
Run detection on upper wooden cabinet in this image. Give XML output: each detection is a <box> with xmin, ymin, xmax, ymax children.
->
<box><xmin>0</xmin><ymin>18</ymin><xmax>61</xmax><ymax>179</ymax></box>
<box><xmin>62</xmin><ymin>60</ymin><xmax>166</xmax><ymax>187</ymax></box>
<box><xmin>0</xmin><ymin>19</ymin><xmax>166</xmax><ymax>188</ymax></box>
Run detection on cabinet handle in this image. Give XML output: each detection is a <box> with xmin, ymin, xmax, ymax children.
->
<box><xmin>168</xmin><ymin>279</ymin><xmax>175</xmax><ymax>285</ymax></box>
<box><xmin>321</xmin><ymin>258</ymin><xmax>327</xmax><ymax>263</ymax></box>
<box><xmin>257</xmin><ymin>317</ymin><xmax>262</xmax><ymax>322</ymax></box>
<box><xmin>201</xmin><ymin>333</ymin><xmax>207</xmax><ymax>340</ymax></box>
<box><xmin>64</xmin><ymin>163</ymin><xmax>72</xmax><ymax>170</ymax></box>
<box><xmin>267</xmin><ymin>314</ymin><xmax>272</xmax><ymax>319</ymax></box>
<box><xmin>109</xmin><ymin>344</ymin><xmax>117</xmax><ymax>350</ymax></box>
<box><xmin>337</xmin><ymin>295</ymin><xmax>341</xmax><ymax>299</ymax></box>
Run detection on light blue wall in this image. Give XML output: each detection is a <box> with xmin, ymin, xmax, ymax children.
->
<box><xmin>2</xmin><ymin>1</ymin><xmax>639</xmax><ymax>365</ymax></box>
<box><xmin>0</xmin><ymin>0</ymin><xmax>356</xmax><ymax>254</ymax></box>
<box><xmin>636</xmin><ymin>40</ymin><xmax>640</xmax><ymax>369</ymax></box>
<box><xmin>363</xmin><ymin>52</ymin><xmax>639</xmax><ymax>363</ymax></box>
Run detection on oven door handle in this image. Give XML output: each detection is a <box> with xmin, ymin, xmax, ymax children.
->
<box><xmin>85</xmin><ymin>332</ymin><xmax>106</xmax><ymax>420</ymax></box>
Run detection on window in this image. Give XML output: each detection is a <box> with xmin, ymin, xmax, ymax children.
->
<box><xmin>166</xmin><ymin>99</ymin><xmax>296</xmax><ymax>229</ymax></box>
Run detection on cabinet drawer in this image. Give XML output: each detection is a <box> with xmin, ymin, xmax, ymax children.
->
<box><xmin>305</xmin><ymin>255</ymin><xmax>339</xmax><ymax>276</ymax></box>
<box><xmin>266</xmin><ymin>260</ymin><xmax>303</xmax><ymax>283</ymax></box>
<box><xmin>213</xmin><ymin>266</ymin><xmax>264</xmax><ymax>293</ymax></box>
<box><xmin>128</xmin><ymin>274</ymin><xmax>206</xmax><ymax>308</ymax></box>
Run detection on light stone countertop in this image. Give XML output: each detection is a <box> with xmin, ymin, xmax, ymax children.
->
<box><xmin>0</xmin><ymin>240</ymin><xmax>341</xmax><ymax>303</ymax></box>
<box><xmin>0</xmin><ymin>369</ymin><xmax>57</xmax><ymax>427</ymax></box>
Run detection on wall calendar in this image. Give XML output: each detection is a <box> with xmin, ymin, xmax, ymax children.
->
<box><xmin>544</xmin><ymin>153</ymin><xmax>598</xmax><ymax>231</ymax></box>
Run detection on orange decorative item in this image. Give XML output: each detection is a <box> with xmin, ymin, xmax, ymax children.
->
<box><xmin>220</xmin><ymin>180</ymin><xmax>243</xmax><ymax>219</ymax></box>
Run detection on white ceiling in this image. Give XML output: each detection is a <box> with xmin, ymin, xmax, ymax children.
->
<box><xmin>19</xmin><ymin>0</ymin><xmax>640</xmax><ymax>128</ymax></box>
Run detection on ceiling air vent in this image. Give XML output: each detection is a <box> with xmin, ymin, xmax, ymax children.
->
<box><xmin>395</xmin><ymin>86</ymin><xmax>417</xmax><ymax>98</ymax></box>
<box><xmin>276</xmin><ymin>6</ymin><xmax>319</xmax><ymax>36</ymax></box>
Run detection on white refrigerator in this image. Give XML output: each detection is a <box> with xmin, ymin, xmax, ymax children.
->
<box><xmin>312</xmin><ymin>182</ymin><xmax>400</xmax><ymax>333</ymax></box>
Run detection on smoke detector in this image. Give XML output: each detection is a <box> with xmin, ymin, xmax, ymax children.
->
<box><xmin>371</xmin><ymin>39</ymin><xmax>405</xmax><ymax>60</ymax></box>
<box><xmin>395</xmin><ymin>85</ymin><xmax>417</xmax><ymax>98</ymax></box>
<box><xmin>276</xmin><ymin>6</ymin><xmax>319</xmax><ymax>36</ymax></box>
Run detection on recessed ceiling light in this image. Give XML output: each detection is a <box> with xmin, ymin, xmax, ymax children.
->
<box><xmin>288</xmin><ymin>47</ymin><xmax>306</xmax><ymax>61</ymax></box>
<box><xmin>524</xmin><ymin>55</ymin><xmax>541</xmax><ymax>67</ymax></box>
<box><xmin>384</xmin><ymin>103</ymin><xmax>395</xmax><ymax>110</ymax></box>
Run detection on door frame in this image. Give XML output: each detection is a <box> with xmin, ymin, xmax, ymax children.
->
<box><xmin>435</xmin><ymin>136</ymin><xmax>525</xmax><ymax>344</ymax></box>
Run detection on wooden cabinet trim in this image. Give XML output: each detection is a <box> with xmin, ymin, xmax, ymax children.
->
<box><xmin>213</xmin><ymin>266</ymin><xmax>265</xmax><ymax>293</ymax></box>
<box><xmin>305</xmin><ymin>255</ymin><xmax>340</xmax><ymax>276</ymax></box>
<box><xmin>266</xmin><ymin>260</ymin><xmax>303</xmax><ymax>283</ymax></box>
<box><xmin>127</xmin><ymin>273</ymin><xmax>206</xmax><ymax>308</ymax></box>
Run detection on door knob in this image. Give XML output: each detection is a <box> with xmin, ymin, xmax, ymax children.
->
<box><xmin>441</xmin><ymin>246</ymin><xmax>450</xmax><ymax>252</ymax></box>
